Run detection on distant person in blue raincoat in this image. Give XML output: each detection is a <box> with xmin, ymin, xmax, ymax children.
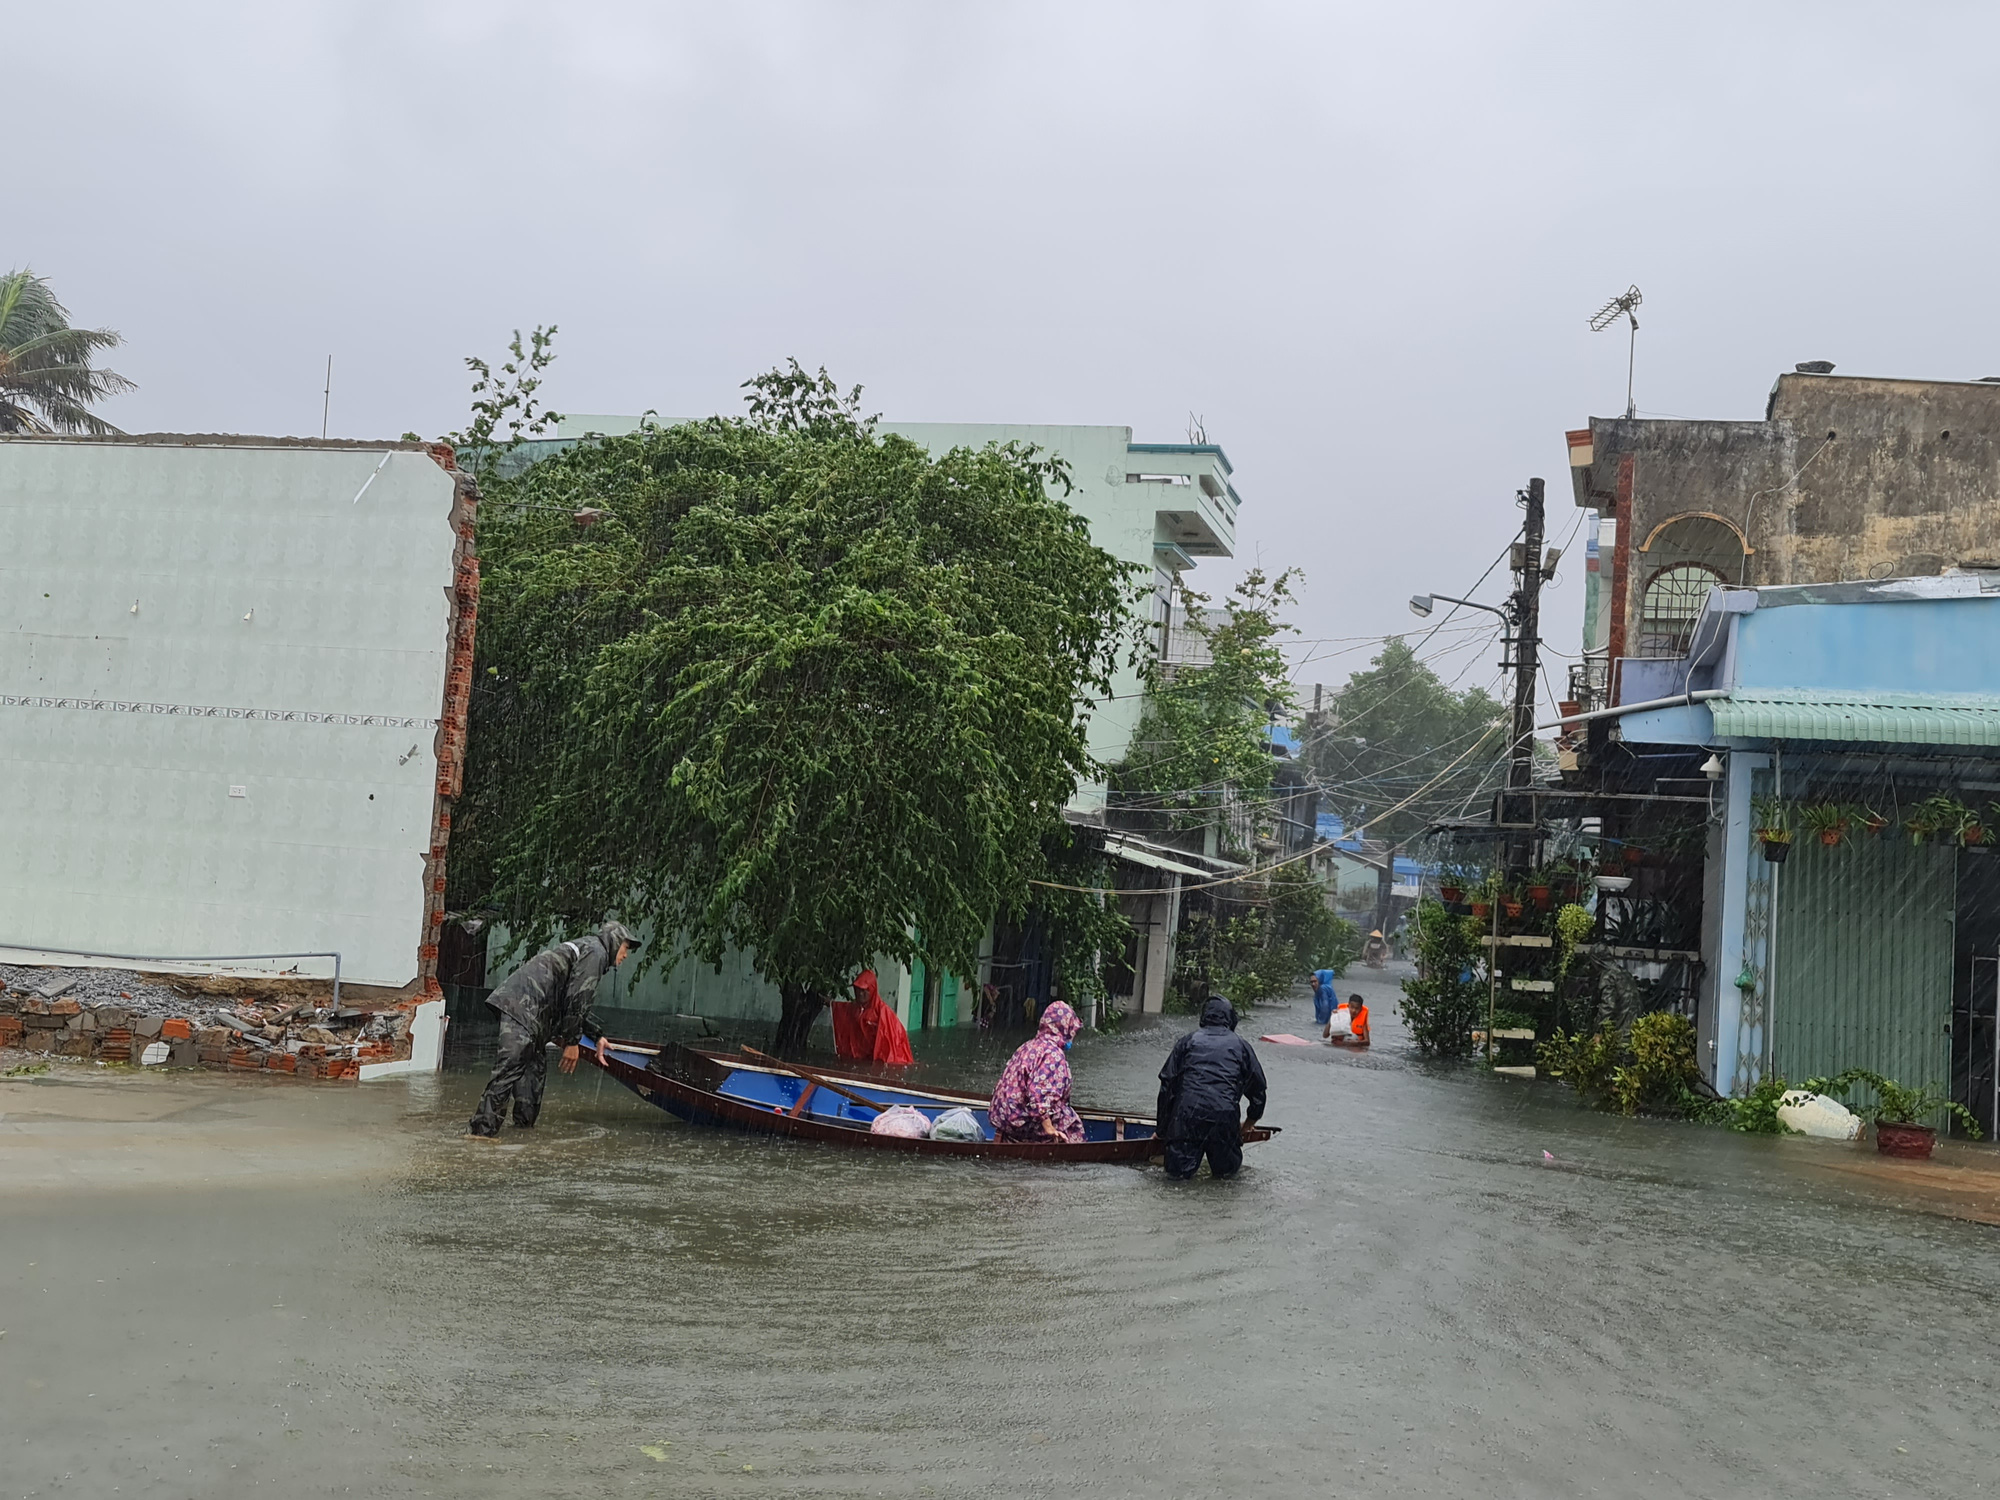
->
<box><xmin>1311</xmin><ymin>968</ymin><xmax>1339</xmax><ymax>1027</ymax></box>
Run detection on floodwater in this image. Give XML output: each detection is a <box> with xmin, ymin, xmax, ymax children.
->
<box><xmin>6</xmin><ymin>966</ymin><xmax>2000</xmax><ymax>1499</ymax></box>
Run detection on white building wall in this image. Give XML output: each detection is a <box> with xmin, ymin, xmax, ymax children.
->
<box><xmin>0</xmin><ymin>437</ymin><xmax>461</xmax><ymax>988</ymax></box>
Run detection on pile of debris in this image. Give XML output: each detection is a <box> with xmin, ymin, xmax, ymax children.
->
<box><xmin>0</xmin><ymin>966</ymin><xmax>413</xmax><ymax>1080</ymax></box>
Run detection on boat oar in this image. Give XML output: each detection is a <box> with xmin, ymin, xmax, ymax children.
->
<box><xmin>740</xmin><ymin>1046</ymin><xmax>887</xmax><ymax>1116</ymax></box>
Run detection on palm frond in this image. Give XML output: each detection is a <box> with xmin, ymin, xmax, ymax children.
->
<box><xmin>0</xmin><ymin>267</ymin><xmax>134</xmax><ymax>434</ymax></box>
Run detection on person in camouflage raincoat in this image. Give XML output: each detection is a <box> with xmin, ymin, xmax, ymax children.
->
<box><xmin>468</xmin><ymin>921</ymin><xmax>639</xmax><ymax>1137</ymax></box>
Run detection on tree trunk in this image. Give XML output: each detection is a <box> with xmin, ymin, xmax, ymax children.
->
<box><xmin>772</xmin><ymin>981</ymin><xmax>828</xmax><ymax>1058</ymax></box>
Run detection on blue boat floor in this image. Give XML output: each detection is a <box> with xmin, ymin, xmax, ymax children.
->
<box><xmin>603</xmin><ymin>1048</ymin><xmax>1152</xmax><ymax>1143</ymax></box>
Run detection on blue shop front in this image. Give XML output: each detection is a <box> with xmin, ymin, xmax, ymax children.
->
<box><xmin>1605</xmin><ymin>576</ymin><xmax>2000</xmax><ymax>1130</ymax></box>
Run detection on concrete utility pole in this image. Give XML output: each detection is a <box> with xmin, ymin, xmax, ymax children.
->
<box><xmin>1506</xmin><ymin>478</ymin><xmax>1547</xmax><ymax>873</ymax></box>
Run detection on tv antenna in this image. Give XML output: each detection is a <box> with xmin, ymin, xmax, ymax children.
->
<box><xmin>1588</xmin><ymin>284</ymin><xmax>1643</xmax><ymax>418</ymax></box>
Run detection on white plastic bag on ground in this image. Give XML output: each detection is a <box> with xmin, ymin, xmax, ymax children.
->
<box><xmin>869</xmin><ymin>1104</ymin><xmax>932</xmax><ymax>1138</ymax></box>
<box><xmin>929</xmin><ymin>1106</ymin><xmax>986</xmax><ymax>1142</ymax></box>
<box><xmin>1778</xmin><ymin>1090</ymin><xmax>1862</xmax><ymax>1140</ymax></box>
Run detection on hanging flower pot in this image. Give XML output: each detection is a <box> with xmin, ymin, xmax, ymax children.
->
<box><xmin>1758</xmin><ymin>830</ymin><xmax>1793</xmax><ymax>863</ymax></box>
<box><xmin>1622</xmin><ymin>846</ymin><xmax>1644</xmax><ymax>865</ymax></box>
<box><xmin>1801</xmin><ymin>802</ymin><xmax>1849</xmax><ymax>848</ymax></box>
<box><xmin>1962</xmin><ymin>822</ymin><xmax>1990</xmax><ymax>849</ymax></box>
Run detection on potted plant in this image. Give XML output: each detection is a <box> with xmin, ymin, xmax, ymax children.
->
<box><xmin>1437</xmin><ymin>864</ymin><xmax>1469</xmax><ymax>903</ymax></box>
<box><xmin>1823</xmin><ymin>1069</ymin><xmax>1983</xmax><ymax>1158</ymax></box>
<box><xmin>1621</xmin><ymin>844</ymin><xmax>1645</xmax><ymax>866</ymax></box>
<box><xmin>1498</xmin><ymin>883</ymin><xmax>1526</xmax><ymax>920</ymax></box>
<box><xmin>1800</xmin><ymin>801</ymin><xmax>1849</xmax><ymax>848</ymax></box>
<box><xmin>1856</xmin><ymin>805</ymin><xmax>1889</xmax><ymax>836</ymax></box>
<box><xmin>1906</xmin><ymin>793</ymin><xmax>1963</xmax><ymax>847</ymax></box>
<box><xmin>1753</xmin><ymin>797</ymin><xmax>1794</xmax><ymax>863</ymax></box>
<box><xmin>1526</xmin><ymin>871</ymin><xmax>1553</xmax><ymax>909</ymax></box>
<box><xmin>1960</xmin><ymin>801</ymin><xmax>1993</xmax><ymax>850</ymax></box>
<box><xmin>1468</xmin><ymin>873</ymin><xmax>1496</xmax><ymax>921</ymax></box>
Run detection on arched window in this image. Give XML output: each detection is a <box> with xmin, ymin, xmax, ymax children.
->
<box><xmin>1639</xmin><ymin>564</ymin><xmax>1724</xmax><ymax>657</ymax></box>
<box><xmin>1631</xmin><ymin>513</ymin><xmax>1751</xmax><ymax>659</ymax></box>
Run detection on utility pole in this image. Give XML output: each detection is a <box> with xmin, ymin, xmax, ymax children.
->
<box><xmin>1506</xmin><ymin>477</ymin><xmax>1547</xmax><ymax>874</ymax></box>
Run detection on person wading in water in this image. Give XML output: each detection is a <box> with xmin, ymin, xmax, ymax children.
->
<box><xmin>1155</xmin><ymin>995</ymin><xmax>1267</xmax><ymax>1179</ymax></box>
<box><xmin>468</xmin><ymin>921</ymin><xmax>638</xmax><ymax>1138</ymax></box>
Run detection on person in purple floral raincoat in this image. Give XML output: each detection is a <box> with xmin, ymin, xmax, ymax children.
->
<box><xmin>989</xmin><ymin>1000</ymin><xmax>1086</xmax><ymax>1143</ymax></box>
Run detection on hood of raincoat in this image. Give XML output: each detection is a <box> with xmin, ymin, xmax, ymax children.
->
<box><xmin>598</xmin><ymin>921</ymin><xmax>639</xmax><ymax>961</ymax></box>
<box><xmin>853</xmin><ymin>970</ymin><xmax>882</xmax><ymax>1006</ymax></box>
<box><xmin>1200</xmin><ymin>995</ymin><xmax>1238</xmax><ymax>1031</ymax></box>
<box><xmin>1038</xmin><ymin>1000</ymin><xmax>1083</xmax><ymax>1045</ymax></box>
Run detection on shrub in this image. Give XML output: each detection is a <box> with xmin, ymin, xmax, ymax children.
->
<box><xmin>1538</xmin><ymin>1023</ymin><xmax>1622</xmax><ymax>1104</ymax></box>
<box><xmin>1399</xmin><ymin>898</ymin><xmax>1485</xmax><ymax>1057</ymax></box>
<box><xmin>1539</xmin><ymin>1012</ymin><xmax>1702</xmax><ymax>1117</ymax></box>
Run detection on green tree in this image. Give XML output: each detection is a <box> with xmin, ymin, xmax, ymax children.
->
<box><xmin>1176</xmin><ymin>862</ymin><xmax>1357</xmax><ymax>1008</ymax></box>
<box><xmin>451</xmin><ymin>361</ymin><xmax>1140</xmax><ymax>1053</ymax></box>
<box><xmin>1116</xmin><ymin>568</ymin><xmax>1298</xmax><ymax>837</ymax></box>
<box><xmin>1308</xmin><ymin>638</ymin><xmax>1505</xmax><ymax>845</ymax></box>
<box><xmin>0</xmin><ymin>270</ymin><xmax>135</xmax><ymax>435</ymax></box>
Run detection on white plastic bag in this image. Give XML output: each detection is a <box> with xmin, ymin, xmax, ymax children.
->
<box><xmin>1324</xmin><ymin>1006</ymin><xmax>1353</xmax><ymax>1040</ymax></box>
<box><xmin>869</xmin><ymin>1103</ymin><xmax>932</xmax><ymax>1138</ymax></box>
<box><xmin>929</xmin><ymin>1106</ymin><xmax>986</xmax><ymax>1142</ymax></box>
<box><xmin>1777</xmin><ymin>1090</ymin><xmax>1862</xmax><ymax>1141</ymax></box>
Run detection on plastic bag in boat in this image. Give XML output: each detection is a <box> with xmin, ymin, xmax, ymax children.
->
<box><xmin>869</xmin><ymin>1104</ymin><xmax>932</xmax><ymax>1138</ymax></box>
<box><xmin>929</xmin><ymin>1106</ymin><xmax>986</xmax><ymax>1142</ymax></box>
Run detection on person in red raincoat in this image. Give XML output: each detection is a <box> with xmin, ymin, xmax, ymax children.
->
<box><xmin>830</xmin><ymin>970</ymin><xmax>914</xmax><ymax>1064</ymax></box>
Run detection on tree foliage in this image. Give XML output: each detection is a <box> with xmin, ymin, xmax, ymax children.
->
<box><xmin>1308</xmin><ymin>638</ymin><xmax>1505</xmax><ymax>845</ymax></box>
<box><xmin>1116</xmin><ymin>568</ymin><xmax>1298</xmax><ymax>830</ymax></box>
<box><xmin>1175</xmin><ymin>863</ymin><xmax>1357</xmax><ymax>1009</ymax></box>
<box><xmin>433</xmin><ymin>325</ymin><xmax>560</xmax><ymax>482</ymax></box>
<box><xmin>450</xmin><ymin>361</ymin><xmax>1140</xmax><ymax>1049</ymax></box>
<box><xmin>0</xmin><ymin>269</ymin><xmax>135</xmax><ymax>435</ymax></box>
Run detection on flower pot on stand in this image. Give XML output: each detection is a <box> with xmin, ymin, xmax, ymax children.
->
<box><xmin>1875</xmin><ymin>1121</ymin><xmax>1937</xmax><ymax>1159</ymax></box>
<box><xmin>1501</xmin><ymin>899</ymin><xmax>1525</xmax><ymax>920</ymax></box>
<box><xmin>1528</xmin><ymin>884</ymin><xmax>1551</xmax><ymax>909</ymax></box>
<box><xmin>1439</xmin><ymin>885</ymin><xmax>1464</xmax><ymax>903</ymax></box>
<box><xmin>1470</xmin><ymin>902</ymin><xmax>1492</xmax><ymax>920</ymax></box>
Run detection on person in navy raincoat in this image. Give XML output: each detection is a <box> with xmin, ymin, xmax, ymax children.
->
<box><xmin>1155</xmin><ymin>995</ymin><xmax>1267</xmax><ymax>1180</ymax></box>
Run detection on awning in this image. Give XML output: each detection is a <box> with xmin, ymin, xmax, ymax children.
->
<box><xmin>1100</xmin><ymin>834</ymin><xmax>1216</xmax><ymax>879</ymax></box>
<box><xmin>1710</xmin><ymin>688</ymin><xmax>2000</xmax><ymax>747</ymax></box>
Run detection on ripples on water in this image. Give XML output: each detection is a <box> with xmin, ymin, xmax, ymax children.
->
<box><xmin>12</xmin><ymin>968</ymin><xmax>2000</xmax><ymax>1497</ymax></box>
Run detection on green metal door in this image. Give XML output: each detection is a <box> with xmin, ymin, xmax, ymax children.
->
<box><xmin>1774</xmin><ymin>833</ymin><xmax>1955</xmax><ymax>1101</ymax></box>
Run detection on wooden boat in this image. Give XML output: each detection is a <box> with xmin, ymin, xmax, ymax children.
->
<box><xmin>584</xmin><ymin>1033</ymin><xmax>1279</xmax><ymax>1163</ymax></box>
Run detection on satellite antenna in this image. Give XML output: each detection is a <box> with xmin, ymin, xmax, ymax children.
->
<box><xmin>1588</xmin><ymin>284</ymin><xmax>1643</xmax><ymax>418</ymax></box>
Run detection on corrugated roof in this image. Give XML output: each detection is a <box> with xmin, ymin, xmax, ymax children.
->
<box><xmin>1711</xmin><ymin>688</ymin><xmax>2000</xmax><ymax>745</ymax></box>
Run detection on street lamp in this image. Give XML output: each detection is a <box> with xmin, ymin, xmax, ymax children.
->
<box><xmin>1408</xmin><ymin>592</ymin><xmax>1511</xmax><ymax>623</ymax></box>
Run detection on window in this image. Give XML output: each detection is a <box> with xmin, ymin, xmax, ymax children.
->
<box><xmin>1631</xmin><ymin>513</ymin><xmax>1751</xmax><ymax>659</ymax></box>
<box><xmin>1639</xmin><ymin>564</ymin><xmax>1724</xmax><ymax>658</ymax></box>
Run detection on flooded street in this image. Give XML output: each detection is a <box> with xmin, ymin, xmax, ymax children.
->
<box><xmin>8</xmin><ymin>965</ymin><xmax>2000</xmax><ymax>1499</ymax></box>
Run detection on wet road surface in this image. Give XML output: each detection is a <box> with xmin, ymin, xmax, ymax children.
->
<box><xmin>6</xmin><ymin>964</ymin><xmax>2000</xmax><ymax>1498</ymax></box>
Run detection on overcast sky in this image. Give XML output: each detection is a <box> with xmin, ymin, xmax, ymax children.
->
<box><xmin>18</xmin><ymin>2</ymin><xmax>2000</xmax><ymax>710</ymax></box>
